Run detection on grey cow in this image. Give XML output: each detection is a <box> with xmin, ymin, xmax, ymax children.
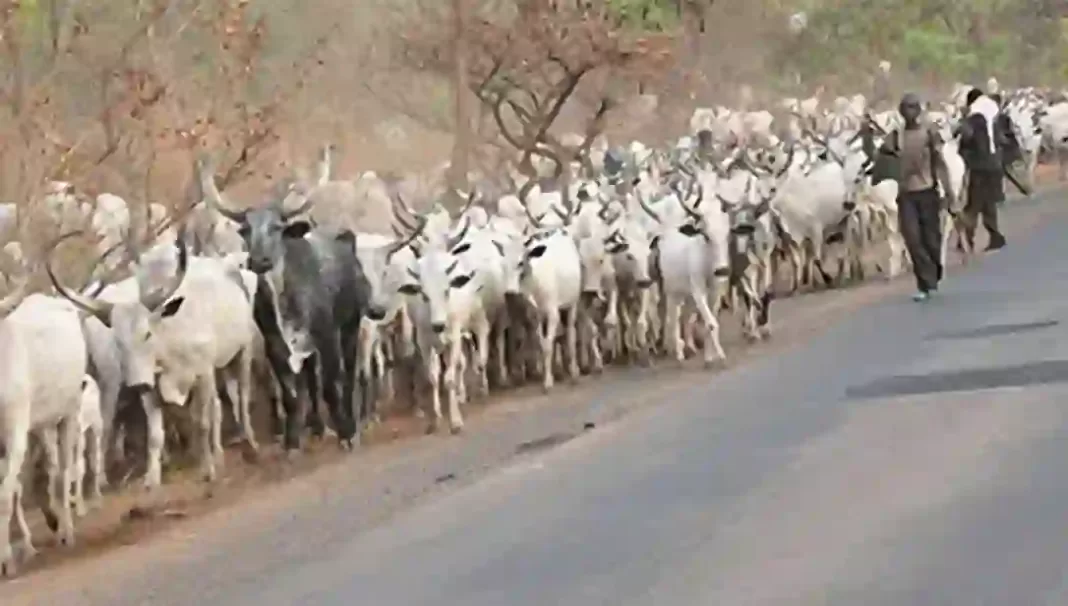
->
<box><xmin>196</xmin><ymin>155</ymin><xmax>372</xmax><ymax>452</ymax></box>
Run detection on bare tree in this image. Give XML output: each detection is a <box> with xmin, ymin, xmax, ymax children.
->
<box><xmin>404</xmin><ymin>0</ymin><xmax>674</xmax><ymax>202</ymax></box>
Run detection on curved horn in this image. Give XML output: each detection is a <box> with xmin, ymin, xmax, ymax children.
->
<box><xmin>278</xmin><ymin>180</ymin><xmax>314</xmax><ymax>221</ymax></box>
<box><xmin>456</xmin><ymin>188</ymin><xmax>477</xmax><ymax>219</ymax></box>
<box><xmin>801</xmin><ymin>125</ymin><xmax>845</xmax><ymax>166</ymax></box>
<box><xmin>446</xmin><ymin>215</ymin><xmax>471</xmax><ymax>251</ymax></box>
<box><xmin>47</xmin><ymin>231</ymin><xmax>114</xmax><ymax>325</ymax></box>
<box><xmin>195</xmin><ymin>153</ymin><xmax>245</xmax><ymax>223</ymax></box>
<box><xmin>635</xmin><ymin>189</ymin><xmax>661</xmax><ymax>223</ymax></box>
<box><xmin>316</xmin><ymin>143</ymin><xmax>333</xmax><ymax>186</ymax></box>
<box><xmin>0</xmin><ymin>273</ymin><xmax>29</xmax><ymax>317</ymax></box>
<box><xmin>391</xmin><ymin>193</ymin><xmax>420</xmax><ymax>232</ymax></box>
<box><xmin>681</xmin><ymin>185</ymin><xmax>704</xmax><ymax>221</ymax></box>
<box><xmin>140</xmin><ymin>231</ymin><xmax>189</xmax><ymax>312</ymax></box>
<box><xmin>774</xmin><ymin>140</ymin><xmax>796</xmax><ymax>178</ymax></box>
<box><xmin>386</xmin><ymin>214</ymin><xmax>426</xmax><ymax>262</ymax></box>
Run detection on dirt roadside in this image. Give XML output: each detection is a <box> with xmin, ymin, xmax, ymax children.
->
<box><xmin>1</xmin><ymin>179</ymin><xmax>1065</xmax><ymax>603</ymax></box>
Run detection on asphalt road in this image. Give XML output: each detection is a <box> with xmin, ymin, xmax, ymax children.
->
<box><xmin>5</xmin><ymin>194</ymin><xmax>1068</xmax><ymax>605</ymax></box>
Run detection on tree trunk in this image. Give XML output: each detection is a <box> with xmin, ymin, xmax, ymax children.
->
<box><xmin>447</xmin><ymin>0</ymin><xmax>472</xmax><ymax>194</ymax></box>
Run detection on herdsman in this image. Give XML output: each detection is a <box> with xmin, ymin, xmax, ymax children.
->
<box><xmin>957</xmin><ymin>88</ymin><xmax>1008</xmax><ymax>251</ymax></box>
<box><xmin>872</xmin><ymin>93</ymin><xmax>958</xmax><ymax>302</ymax></box>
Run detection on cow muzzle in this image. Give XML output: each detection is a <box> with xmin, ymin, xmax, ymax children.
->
<box><xmin>431</xmin><ymin>322</ymin><xmax>446</xmax><ymax>334</ymax></box>
<box><xmin>366</xmin><ymin>305</ymin><xmax>387</xmax><ymax>322</ymax></box>
<box><xmin>248</xmin><ymin>257</ymin><xmax>273</xmax><ymax>274</ymax></box>
<box><xmin>843</xmin><ymin>200</ymin><xmax>857</xmax><ymax>211</ymax></box>
<box><xmin>636</xmin><ymin>279</ymin><xmax>653</xmax><ymax>289</ymax></box>
<box><xmin>127</xmin><ymin>382</ymin><xmax>153</xmax><ymax>396</ymax></box>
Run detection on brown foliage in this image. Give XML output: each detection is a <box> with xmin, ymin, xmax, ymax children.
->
<box><xmin>402</xmin><ymin>0</ymin><xmax>676</xmax><ymax>191</ymax></box>
<box><xmin>0</xmin><ymin>0</ymin><xmax>329</xmax><ymax>275</ymax></box>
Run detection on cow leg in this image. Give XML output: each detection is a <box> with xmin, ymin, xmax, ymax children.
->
<box><xmin>231</xmin><ymin>348</ymin><xmax>256</xmax><ymax>452</ymax></box>
<box><xmin>0</xmin><ymin>424</ymin><xmax>28</xmax><ymax>576</ymax></box>
<box><xmin>11</xmin><ymin>485</ymin><xmax>35</xmax><ymax>562</ymax></box>
<box><xmin>757</xmin><ymin>290</ymin><xmax>773</xmax><ymax>338</ymax></box>
<box><xmin>141</xmin><ymin>392</ymin><xmax>166</xmax><ymax>488</ymax></box>
<box><xmin>315</xmin><ymin>331</ymin><xmax>355</xmax><ymax>450</ymax></box>
<box><xmin>340</xmin><ymin>327</ymin><xmax>363</xmax><ymax>437</ymax></box>
<box><xmin>357</xmin><ymin>320</ymin><xmax>378</xmax><ymax>427</ymax></box>
<box><xmin>193</xmin><ymin>376</ymin><xmax>220</xmax><ymax>482</ymax></box>
<box><xmin>72</xmin><ymin>425</ymin><xmax>87</xmax><ymax>517</ymax></box>
<box><xmin>300</xmin><ymin>358</ymin><xmax>325</xmax><ymax>439</ymax></box>
<box><xmin>472</xmin><ymin>316</ymin><xmax>491</xmax><ymax>397</ymax></box>
<box><xmin>55</xmin><ymin>416</ymin><xmax>78</xmax><ymax>547</ymax></box>
<box><xmin>662</xmin><ymin>293</ymin><xmax>684</xmax><ymax>363</ymax></box>
<box><xmin>584</xmin><ymin>305</ymin><xmax>604</xmax><ymax>374</ymax></box>
<box><xmin>443</xmin><ymin>335</ymin><xmax>466</xmax><ymax>433</ymax></box>
<box><xmin>634</xmin><ymin>289</ymin><xmax>652</xmax><ymax>364</ymax></box>
<box><xmin>540</xmin><ymin>310</ymin><xmax>560</xmax><ymax>392</ymax></box>
<box><xmin>693</xmin><ymin>287</ymin><xmax>726</xmax><ymax>365</ymax></box>
<box><xmin>564</xmin><ymin>305</ymin><xmax>581</xmax><ymax>383</ymax></box>
<box><xmin>88</xmin><ymin>424</ymin><xmax>105</xmax><ymax>505</ymax></box>
<box><xmin>426</xmin><ymin>348</ymin><xmax>444</xmax><ymax>433</ymax></box>
<box><xmin>37</xmin><ymin>427</ymin><xmax>60</xmax><ymax>530</ymax></box>
<box><xmin>494</xmin><ymin>316</ymin><xmax>510</xmax><ymax>388</ymax></box>
<box><xmin>376</xmin><ymin>339</ymin><xmax>392</xmax><ymax>411</ymax></box>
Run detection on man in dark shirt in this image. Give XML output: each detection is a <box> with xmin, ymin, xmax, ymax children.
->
<box><xmin>876</xmin><ymin>93</ymin><xmax>957</xmax><ymax>302</ymax></box>
<box><xmin>958</xmin><ymin>88</ymin><xmax>1007</xmax><ymax>251</ymax></box>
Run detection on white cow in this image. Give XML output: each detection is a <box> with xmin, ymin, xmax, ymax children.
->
<box><xmin>639</xmin><ymin>182</ymin><xmax>730</xmax><ymax>364</ymax></box>
<box><xmin>49</xmin><ymin>237</ymin><xmax>259</xmax><ymax>488</ymax></box>
<box><xmin>0</xmin><ymin>288</ymin><xmax>86</xmax><ymax>578</ymax></box>
<box><xmin>400</xmin><ymin>220</ymin><xmax>487</xmax><ymax>433</ymax></box>
<box><xmin>513</xmin><ymin>225</ymin><xmax>583</xmax><ymax>391</ymax></box>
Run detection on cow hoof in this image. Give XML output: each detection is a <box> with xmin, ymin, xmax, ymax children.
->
<box><xmin>704</xmin><ymin>358</ymin><xmax>726</xmax><ymax>370</ymax></box>
<box><xmin>16</xmin><ymin>543</ymin><xmax>37</xmax><ymax>562</ymax></box>
<box><xmin>44</xmin><ymin>510</ymin><xmax>59</xmax><ymax>533</ymax></box>
<box><xmin>1</xmin><ymin>556</ymin><xmax>16</xmax><ymax>578</ymax></box>
<box><xmin>59</xmin><ymin>528</ymin><xmax>75</xmax><ymax>548</ymax></box>
<box><xmin>426</xmin><ymin>418</ymin><xmax>440</xmax><ymax>434</ymax></box>
<box><xmin>450</xmin><ymin>424</ymin><xmax>464</xmax><ymax>435</ymax></box>
<box><xmin>284</xmin><ymin>449</ymin><xmax>302</xmax><ymax>463</ymax></box>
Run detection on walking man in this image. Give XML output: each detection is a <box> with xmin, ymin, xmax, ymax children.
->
<box><xmin>877</xmin><ymin>93</ymin><xmax>957</xmax><ymax>301</ymax></box>
<box><xmin>958</xmin><ymin>88</ymin><xmax>1008</xmax><ymax>251</ymax></box>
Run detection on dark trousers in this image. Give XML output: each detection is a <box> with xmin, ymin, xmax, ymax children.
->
<box><xmin>963</xmin><ymin>170</ymin><xmax>1005</xmax><ymax>247</ymax></box>
<box><xmin>898</xmin><ymin>187</ymin><xmax>943</xmax><ymax>293</ymax></box>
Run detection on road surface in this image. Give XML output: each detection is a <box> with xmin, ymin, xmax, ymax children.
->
<box><xmin>5</xmin><ymin>193</ymin><xmax>1068</xmax><ymax>605</ymax></box>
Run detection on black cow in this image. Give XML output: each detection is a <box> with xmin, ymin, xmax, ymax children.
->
<box><xmin>196</xmin><ymin>156</ymin><xmax>371</xmax><ymax>452</ymax></box>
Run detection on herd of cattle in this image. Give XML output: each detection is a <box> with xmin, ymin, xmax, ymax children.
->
<box><xmin>1</xmin><ymin>79</ymin><xmax>1068</xmax><ymax>576</ymax></box>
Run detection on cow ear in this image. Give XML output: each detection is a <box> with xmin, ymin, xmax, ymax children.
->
<box><xmin>527</xmin><ymin>244</ymin><xmax>547</xmax><ymax>258</ymax></box>
<box><xmin>606</xmin><ymin>242</ymin><xmax>628</xmax><ymax>254</ymax></box>
<box><xmin>678</xmin><ymin>224</ymin><xmax>702</xmax><ymax>237</ymax></box>
<box><xmin>649</xmin><ymin>235</ymin><xmax>660</xmax><ymax>250</ymax></box>
<box><xmin>450</xmin><ymin>272</ymin><xmax>474</xmax><ymax>289</ymax></box>
<box><xmin>160</xmin><ymin>296</ymin><xmax>185</xmax><ymax>318</ymax></box>
<box><xmin>282</xmin><ymin>221</ymin><xmax>312</xmax><ymax>239</ymax></box>
<box><xmin>398</xmin><ymin>283</ymin><xmax>420</xmax><ymax>295</ymax></box>
<box><xmin>450</xmin><ymin>242</ymin><xmax>471</xmax><ymax>255</ymax></box>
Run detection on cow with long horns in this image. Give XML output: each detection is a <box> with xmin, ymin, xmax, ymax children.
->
<box><xmin>195</xmin><ymin>154</ymin><xmax>372</xmax><ymax>453</ymax></box>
